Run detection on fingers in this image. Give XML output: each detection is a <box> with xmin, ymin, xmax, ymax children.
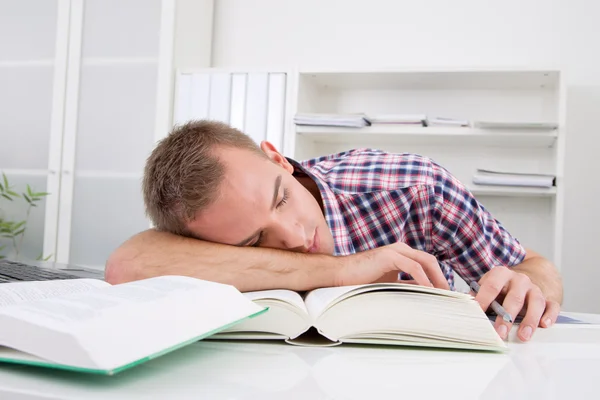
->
<box><xmin>474</xmin><ymin>266</ymin><xmax>512</xmax><ymax>312</ymax></box>
<box><xmin>515</xmin><ymin>286</ymin><xmax>546</xmax><ymax>342</ymax></box>
<box><xmin>492</xmin><ymin>272</ymin><xmax>533</xmax><ymax>339</ymax></box>
<box><xmin>474</xmin><ymin>267</ymin><xmax>558</xmax><ymax>342</ymax></box>
<box><xmin>395</xmin><ymin>255</ymin><xmax>434</xmax><ymax>288</ymax></box>
<box><xmin>540</xmin><ymin>300</ymin><xmax>560</xmax><ymax>328</ymax></box>
<box><xmin>392</xmin><ymin>243</ymin><xmax>449</xmax><ymax>290</ymax></box>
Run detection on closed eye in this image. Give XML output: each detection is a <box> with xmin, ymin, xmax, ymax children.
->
<box><xmin>277</xmin><ymin>188</ymin><xmax>289</xmax><ymax>209</ymax></box>
<box><xmin>251</xmin><ymin>232</ymin><xmax>264</xmax><ymax>247</ymax></box>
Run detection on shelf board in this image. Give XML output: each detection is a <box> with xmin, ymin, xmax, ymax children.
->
<box><xmin>295</xmin><ymin>125</ymin><xmax>558</xmax><ymax>148</ymax></box>
<box><xmin>468</xmin><ymin>185</ymin><xmax>557</xmax><ymax>197</ymax></box>
<box><xmin>299</xmin><ymin>69</ymin><xmax>560</xmax><ymax>90</ymax></box>
<box><xmin>81</xmin><ymin>57</ymin><xmax>158</xmax><ymax>67</ymax></box>
<box><xmin>0</xmin><ymin>59</ymin><xmax>53</xmax><ymax>68</ymax></box>
<box><xmin>75</xmin><ymin>171</ymin><xmax>142</xmax><ymax>179</ymax></box>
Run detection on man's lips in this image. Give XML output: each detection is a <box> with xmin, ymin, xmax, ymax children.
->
<box><xmin>308</xmin><ymin>229</ymin><xmax>319</xmax><ymax>253</ymax></box>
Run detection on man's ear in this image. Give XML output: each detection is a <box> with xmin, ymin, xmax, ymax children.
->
<box><xmin>260</xmin><ymin>141</ymin><xmax>294</xmax><ymax>174</ymax></box>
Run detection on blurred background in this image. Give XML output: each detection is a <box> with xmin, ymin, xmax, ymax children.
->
<box><xmin>0</xmin><ymin>0</ymin><xmax>598</xmax><ymax>313</ymax></box>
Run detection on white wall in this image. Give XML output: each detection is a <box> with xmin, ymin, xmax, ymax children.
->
<box><xmin>210</xmin><ymin>0</ymin><xmax>600</xmax><ymax>313</ymax></box>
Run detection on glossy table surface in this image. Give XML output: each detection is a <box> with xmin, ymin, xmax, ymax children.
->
<box><xmin>0</xmin><ymin>312</ymin><xmax>599</xmax><ymax>400</ymax></box>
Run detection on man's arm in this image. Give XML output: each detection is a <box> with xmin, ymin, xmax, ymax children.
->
<box><xmin>105</xmin><ymin>229</ymin><xmax>449</xmax><ymax>292</ymax></box>
<box><xmin>426</xmin><ymin>161</ymin><xmax>563</xmax><ymax>342</ymax></box>
<box><xmin>512</xmin><ymin>248</ymin><xmax>563</xmax><ymax>304</ymax></box>
<box><xmin>105</xmin><ymin>229</ymin><xmax>334</xmax><ymax>292</ymax></box>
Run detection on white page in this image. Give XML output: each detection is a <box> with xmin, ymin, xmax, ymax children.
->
<box><xmin>304</xmin><ymin>283</ymin><xmax>468</xmax><ymax>320</ymax></box>
<box><xmin>242</xmin><ymin>289</ymin><xmax>307</xmax><ymax>314</ymax></box>
<box><xmin>220</xmin><ymin>289</ymin><xmax>310</xmax><ymax>338</ymax></box>
<box><xmin>0</xmin><ymin>279</ymin><xmax>109</xmax><ymax>307</ymax></box>
<box><xmin>0</xmin><ymin>276</ymin><xmax>264</xmax><ymax>370</ymax></box>
<box><xmin>304</xmin><ymin>285</ymin><xmax>362</xmax><ymax>320</ymax></box>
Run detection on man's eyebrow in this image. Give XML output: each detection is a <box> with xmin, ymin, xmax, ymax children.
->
<box><xmin>235</xmin><ymin>175</ymin><xmax>282</xmax><ymax>247</ymax></box>
<box><xmin>271</xmin><ymin>175</ymin><xmax>282</xmax><ymax>210</ymax></box>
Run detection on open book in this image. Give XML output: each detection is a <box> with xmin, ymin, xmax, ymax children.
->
<box><xmin>213</xmin><ymin>283</ymin><xmax>507</xmax><ymax>352</ymax></box>
<box><xmin>0</xmin><ymin>276</ymin><xmax>265</xmax><ymax>375</ymax></box>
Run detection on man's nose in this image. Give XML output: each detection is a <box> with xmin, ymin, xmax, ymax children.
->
<box><xmin>278</xmin><ymin>222</ymin><xmax>307</xmax><ymax>251</ymax></box>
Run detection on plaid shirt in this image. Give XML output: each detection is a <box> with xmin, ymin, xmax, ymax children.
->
<box><xmin>290</xmin><ymin>148</ymin><xmax>526</xmax><ymax>289</ymax></box>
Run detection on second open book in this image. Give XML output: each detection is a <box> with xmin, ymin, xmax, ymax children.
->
<box><xmin>214</xmin><ymin>283</ymin><xmax>507</xmax><ymax>352</ymax></box>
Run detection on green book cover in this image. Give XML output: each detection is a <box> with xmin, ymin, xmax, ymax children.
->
<box><xmin>0</xmin><ymin>307</ymin><xmax>268</xmax><ymax>375</ymax></box>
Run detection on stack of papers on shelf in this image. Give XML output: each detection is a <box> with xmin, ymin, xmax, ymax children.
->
<box><xmin>472</xmin><ymin>169</ymin><xmax>555</xmax><ymax>188</ymax></box>
<box><xmin>426</xmin><ymin>116</ymin><xmax>470</xmax><ymax>127</ymax></box>
<box><xmin>472</xmin><ymin>121</ymin><xmax>558</xmax><ymax>130</ymax></box>
<box><xmin>368</xmin><ymin>114</ymin><xmax>427</xmax><ymax>126</ymax></box>
<box><xmin>293</xmin><ymin>113</ymin><xmax>371</xmax><ymax>128</ymax></box>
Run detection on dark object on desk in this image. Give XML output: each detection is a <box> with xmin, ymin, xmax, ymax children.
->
<box><xmin>0</xmin><ymin>260</ymin><xmax>103</xmax><ymax>283</ymax></box>
<box><xmin>487</xmin><ymin>314</ymin><xmax>588</xmax><ymax>325</ymax></box>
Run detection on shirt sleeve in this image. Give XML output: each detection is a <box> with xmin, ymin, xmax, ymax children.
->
<box><xmin>428</xmin><ymin>162</ymin><xmax>527</xmax><ymax>284</ymax></box>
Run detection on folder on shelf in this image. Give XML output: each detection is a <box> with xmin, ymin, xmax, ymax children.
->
<box><xmin>368</xmin><ymin>114</ymin><xmax>427</xmax><ymax>126</ymax></box>
<box><xmin>426</xmin><ymin>116</ymin><xmax>470</xmax><ymax>127</ymax></box>
<box><xmin>472</xmin><ymin>169</ymin><xmax>555</xmax><ymax>188</ymax></box>
<box><xmin>472</xmin><ymin>121</ymin><xmax>558</xmax><ymax>130</ymax></box>
<box><xmin>293</xmin><ymin>113</ymin><xmax>371</xmax><ymax>128</ymax></box>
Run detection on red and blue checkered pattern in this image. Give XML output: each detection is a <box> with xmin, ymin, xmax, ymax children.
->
<box><xmin>292</xmin><ymin>148</ymin><xmax>526</xmax><ymax>289</ymax></box>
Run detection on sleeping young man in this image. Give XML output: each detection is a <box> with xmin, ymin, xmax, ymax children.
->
<box><xmin>106</xmin><ymin>120</ymin><xmax>563</xmax><ymax>342</ymax></box>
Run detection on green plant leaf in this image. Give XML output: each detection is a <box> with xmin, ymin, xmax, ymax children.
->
<box><xmin>12</xmin><ymin>221</ymin><xmax>26</xmax><ymax>231</ymax></box>
<box><xmin>31</xmin><ymin>203</ymin><xmax>38</xmax><ymax>207</ymax></box>
<box><xmin>26</xmin><ymin>184</ymin><xmax>33</xmax><ymax>197</ymax></box>
<box><xmin>36</xmin><ymin>253</ymin><xmax>54</xmax><ymax>261</ymax></box>
<box><xmin>1</xmin><ymin>194</ymin><xmax>12</xmax><ymax>201</ymax></box>
<box><xmin>0</xmin><ymin>181</ymin><xmax>3</xmax><ymax>192</ymax></box>
<box><xmin>33</xmin><ymin>192</ymin><xmax>50</xmax><ymax>197</ymax></box>
<box><xmin>2</xmin><ymin>173</ymin><xmax>8</xmax><ymax>191</ymax></box>
<box><xmin>13</xmin><ymin>228</ymin><xmax>25</xmax><ymax>236</ymax></box>
<box><xmin>23</xmin><ymin>194</ymin><xmax>32</xmax><ymax>204</ymax></box>
<box><xmin>7</xmin><ymin>190</ymin><xmax>19</xmax><ymax>197</ymax></box>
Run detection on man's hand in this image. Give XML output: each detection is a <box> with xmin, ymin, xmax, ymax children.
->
<box><xmin>473</xmin><ymin>266</ymin><xmax>561</xmax><ymax>342</ymax></box>
<box><xmin>335</xmin><ymin>242</ymin><xmax>450</xmax><ymax>290</ymax></box>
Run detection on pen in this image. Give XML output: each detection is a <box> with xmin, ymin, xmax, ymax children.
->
<box><xmin>469</xmin><ymin>281</ymin><xmax>513</xmax><ymax>323</ymax></box>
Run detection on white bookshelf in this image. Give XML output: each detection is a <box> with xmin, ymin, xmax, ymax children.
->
<box><xmin>467</xmin><ymin>185</ymin><xmax>557</xmax><ymax>197</ymax></box>
<box><xmin>170</xmin><ymin>66</ymin><xmax>566</xmax><ymax>270</ymax></box>
<box><xmin>287</xmin><ymin>68</ymin><xmax>566</xmax><ymax>268</ymax></box>
<box><xmin>296</xmin><ymin>125</ymin><xmax>558</xmax><ymax>148</ymax></box>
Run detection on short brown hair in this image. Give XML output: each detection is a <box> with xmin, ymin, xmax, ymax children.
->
<box><xmin>142</xmin><ymin>119</ymin><xmax>265</xmax><ymax>236</ymax></box>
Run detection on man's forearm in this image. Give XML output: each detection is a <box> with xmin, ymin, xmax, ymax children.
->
<box><xmin>512</xmin><ymin>250</ymin><xmax>563</xmax><ymax>304</ymax></box>
<box><xmin>105</xmin><ymin>229</ymin><xmax>339</xmax><ymax>292</ymax></box>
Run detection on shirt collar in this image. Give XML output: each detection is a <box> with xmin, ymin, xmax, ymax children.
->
<box><xmin>286</xmin><ymin>157</ymin><xmax>355</xmax><ymax>256</ymax></box>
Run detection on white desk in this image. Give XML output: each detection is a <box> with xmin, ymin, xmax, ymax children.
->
<box><xmin>0</xmin><ymin>312</ymin><xmax>599</xmax><ymax>400</ymax></box>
